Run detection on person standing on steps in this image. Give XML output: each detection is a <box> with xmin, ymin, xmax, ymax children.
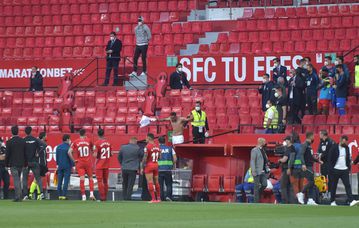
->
<box><xmin>129</xmin><ymin>16</ymin><xmax>151</xmax><ymax>78</ymax></box>
<box><xmin>103</xmin><ymin>31</ymin><xmax>122</xmax><ymax>86</ymax></box>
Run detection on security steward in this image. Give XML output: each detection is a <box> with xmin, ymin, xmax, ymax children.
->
<box><xmin>189</xmin><ymin>101</ymin><xmax>209</xmax><ymax>144</ymax></box>
<box><xmin>263</xmin><ymin>99</ymin><xmax>279</xmax><ymax>134</ymax></box>
<box><xmin>158</xmin><ymin>136</ymin><xmax>177</xmax><ymax>201</ymax></box>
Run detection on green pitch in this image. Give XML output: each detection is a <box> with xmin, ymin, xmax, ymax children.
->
<box><xmin>0</xmin><ymin>201</ymin><xmax>358</xmax><ymax>228</ymax></box>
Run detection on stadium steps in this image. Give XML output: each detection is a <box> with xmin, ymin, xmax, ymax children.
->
<box><xmin>180</xmin><ymin>32</ymin><xmax>225</xmax><ymax>55</ymax></box>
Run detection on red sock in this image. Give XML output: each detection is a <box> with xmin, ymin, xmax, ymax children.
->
<box><xmin>80</xmin><ymin>179</ymin><xmax>85</xmax><ymax>195</ymax></box>
<box><xmin>155</xmin><ymin>183</ymin><xmax>161</xmax><ymax>200</ymax></box>
<box><xmin>89</xmin><ymin>179</ymin><xmax>94</xmax><ymax>192</ymax></box>
<box><xmin>147</xmin><ymin>182</ymin><xmax>155</xmax><ymax>200</ymax></box>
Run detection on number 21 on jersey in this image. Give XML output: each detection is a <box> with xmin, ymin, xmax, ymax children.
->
<box><xmin>100</xmin><ymin>147</ymin><xmax>111</xmax><ymax>159</ymax></box>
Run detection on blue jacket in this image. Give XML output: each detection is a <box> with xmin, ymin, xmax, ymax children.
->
<box><xmin>56</xmin><ymin>143</ymin><xmax>73</xmax><ymax>170</ymax></box>
<box><xmin>335</xmin><ymin>73</ymin><xmax>348</xmax><ymax>98</ymax></box>
<box><xmin>306</xmin><ymin>71</ymin><xmax>319</xmax><ymax>97</ymax></box>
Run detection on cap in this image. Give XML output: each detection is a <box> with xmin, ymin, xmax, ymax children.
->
<box><xmin>138</xmin><ymin>16</ymin><xmax>144</xmax><ymax>22</ymax></box>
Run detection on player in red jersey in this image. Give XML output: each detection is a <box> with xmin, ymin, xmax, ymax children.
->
<box><xmin>141</xmin><ymin>133</ymin><xmax>161</xmax><ymax>203</ymax></box>
<box><xmin>68</xmin><ymin>129</ymin><xmax>95</xmax><ymax>201</ymax></box>
<box><xmin>93</xmin><ymin>128</ymin><xmax>112</xmax><ymax>201</ymax></box>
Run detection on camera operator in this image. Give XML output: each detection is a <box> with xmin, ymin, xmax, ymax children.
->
<box><xmin>0</xmin><ymin>138</ymin><xmax>10</xmax><ymax>199</ymax></box>
<box><xmin>278</xmin><ymin>136</ymin><xmax>295</xmax><ymax>204</ymax></box>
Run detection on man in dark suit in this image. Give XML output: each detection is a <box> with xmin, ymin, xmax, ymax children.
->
<box><xmin>5</xmin><ymin>125</ymin><xmax>26</xmax><ymax>202</ymax></box>
<box><xmin>258</xmin><ymin>74</ymin><xmax>275</xmax><ymax>112</ymax></box>
<box><xmin>328</xmin><ymin>135</ymin><xmax>359</xmax><ymax>207</ymax></box>
<box><xmin>103</xmin><ymin>31</ymin><xmax>122</xmax><ymax>86</ymax></box>
<box><xmin>169</xmin><ymin>63</ymin><xmax>192</xmax><ymax>90</ymax></box>
<box><xmin>287</xmin><ymin>67</ymin><xmax>306</xmax><ymax>124</ymax></box>
<box><xmin>30</xmin><ymin>66</ymin><xmax>43</xmax><ymax>92</ymax></box>
<box><xmin>272</xmin><ymin>57</ymin><xmax>287</xmax><ymax>84</ymax></box>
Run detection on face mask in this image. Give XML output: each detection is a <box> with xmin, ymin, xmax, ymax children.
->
<box><xmin>324</xmin><ymin>61</ymin><xmax>329</xmax><ymax>66</ymax></box>
<box><xmin>286</xmin><ymin>76</ymin><xmax>291</xmax><ymax>81</ymax></box>
<box><xmin>274</xmin><ymin>63</ymin><xmax>279</xmax><ymax>67</ymax></box>
<box><xmin>274</xmin><ymin>92</ymin><xmax>279</xmax><ymax>98</ymax></box>
<box><xmin>110</xmin><ymin>37</ymin><xmax>115</xmax><ymax>41</ymax></box>
<box><xmin>195</xmin><ymin>106</ymin><xmax>201</xmax><ymax>111</ymax></box>
<box><xmin>334</xmin><ymin>60</ymin><xmax>339</xmax><ymax>65</ymax></box>
<box><xmin>265</xmin><ymin>104</ymin><xmax>270</xmax><ymax>109</ymax></box>
<box><xmin>282</xmin><ymin>141</ymin><xmax>287</xmax><ymax>146</ymax></box>
<box><xmin>303</xmin><ymin>64</ymin><xmax>307</xmax><ymax>69</ymax></box>
<box><xmin>263</xmin><ymin>78</ymin><xmax>268</xmax><ymax>83</ymax></box>
<box><xmin>138</xmin><ymin>21</ymin><xmax>143</xmax><ymax>26</ymax></box>
<box><xmin>177</xmin><ymin>67</ymin><xmax>182</xmax><ymax>72</ymax></box>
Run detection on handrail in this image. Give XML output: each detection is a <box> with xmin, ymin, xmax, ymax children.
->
<box><xmin>343</xmin><ymin>44</ymin><xmax>359</xmax><ymax>59</ymax></box>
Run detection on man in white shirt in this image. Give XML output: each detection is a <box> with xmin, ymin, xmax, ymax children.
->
<box><xmin>328</xmin><ymin>135</ymin><xmax>359</xmax><ymax>206</ymax></box>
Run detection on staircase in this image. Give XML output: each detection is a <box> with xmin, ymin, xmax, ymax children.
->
<box><xmin>180</xmin><ymin>32</ymin><xmax>227</xmax><ymax>56</ymax></box>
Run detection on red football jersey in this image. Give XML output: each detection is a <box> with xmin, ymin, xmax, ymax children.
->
<box><xmin>71</xmin><ymin>137</ymin><xmax>93</xmax><ymax>164</ymax></box>
<box><xmin>144</xmin><ymin>142</ymin><xmax>161</xmax><ymax>165</ymax></box>
<box><xmin>94</xmin><ymin>139</ymin><xmax>112</xmax><ymax>169</ymax></box>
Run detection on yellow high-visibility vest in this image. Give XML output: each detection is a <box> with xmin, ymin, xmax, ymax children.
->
<box><xmin>263</xmin><ymin>106</ymin><xmax>278</xmax><ymax>129</ymax></box>
<box><xmin>355</xmin><ymin>65</ymin><xmax>359</xmax><ymax>88</ymax></box>
<box><xmin>191</xmin><ymin>110</ymin><xmax>206</xmax><ymax>127</ymax></box>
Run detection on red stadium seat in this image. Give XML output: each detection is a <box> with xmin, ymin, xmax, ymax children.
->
<box><xmin>207</xmin><ymin>175</ymin><xmax>222</xmax><ymax>192</ymax></box>
<box><xmin>192</xmin><ymin>175</ymin><xmax>207</xmax><ymax>192</ymax></box>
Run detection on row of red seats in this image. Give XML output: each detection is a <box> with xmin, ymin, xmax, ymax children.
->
<box><xmin>199</xmin><ymin>39</ymin><xmax>358</xmax><ymax>55</ymax></box>
<box><xmin>285</xmin><ymin>124</ymin><xmax>359</xmax><ymax>135</ymax></box>
<box><xmin>0</xmin><ymin>11</ymin><xmax>183</xmax><ymax>29</ymax></box>
<box><xmin>240</xmin><ymin>4</ymin><xmax>358</xmax><ymax>19</ymax></box>
<box><xmin>219</xmin><ymin>29</ymin><xmax>358</xmax><ymax>44</ymax></box>
<box><xmin>0</xmin><ymin>21</ymin><xmax>212</xmax><ymax>37</ymax></box>
<box><xmin>0</xmin><ymin>0</ymin><xmax>194</xmax><ymax>15</ymax></box>
<box><xmin>74</xmin><ymin>107</ymin><xmax>142</xmax><ymax>117</ymax></box>
<box><xmin>0</xmin><ymin>44</ymin><xmax>180</xmax><ymax>59</ymax></box>
<box><xmin>192</xmin><ymin>175</ymin><xmax>237</xmax><ymax>193</ymax></box>
<box><xmin>235</xmin><ymin>16</ymin><xmax>359</xmax><ymax>32</ymax></box>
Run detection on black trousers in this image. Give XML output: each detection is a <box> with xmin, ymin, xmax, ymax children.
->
<box><xmin>253</xmin><ymin>174</ymin><xmax>267</xmax><ymax>203</ymax></box>
<box><xmin>22</xmin><ymin>162</ymin><xmax>43</xmax><ymax>197</ymax></box>
<box><xmin>133</xmin><ymin>45</ymin><xmax>148</xmax><ymax>73</ymax></box>
<box><xmin>105</xmin><ymin>58</ymin><xmax>120</xmax><ymax>85</ymax></box>
<box><xmin>280</xmin><ymin>170</ymin><xmax>294</xmax><ymax>204</ymax></box>
<box><xmin>122</xmin><ymin>170</ymin><xmax>137</xmax><ymax>200</ymax></box>
<box><xmin>192</xmin><ymin>126</ymin><xmax>205</xmax><ymax>144</ymax></box>
<box><xmin>288</xmin><ymin>101</ymin><xmax>301</xmax><ymax>124</ymax></box>
<box><xmin>330</xmin><ymin>169</ymin><xmax>354</xmax><ymax>203</ymax></box>
<box><xmin>159</xmin><ymin>171</ymin><xmax>173</xmax><ymax>201</ymax></box>
<box><xmin>0</xmin><ymin>166</ymin><xmax>10</xmax><ymax>199</ymax></box>
<box><xmin>306</xmin><ymin>95</ymin><xmax>318</xmax><ymax>115</ymax></box>
<box><xmin>301</xmin><ymin>166</ymin><xmax>314</xmax><ymax>199</ymax></box>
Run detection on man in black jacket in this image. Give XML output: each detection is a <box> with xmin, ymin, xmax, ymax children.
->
<box><xmin>287</xmin><ymin>66</ymin><xmax>306</xmax><ymax>124</ymax></box>
<box><xmin>259</xmin><ymin>74</ymin><xmax>275</xmax><ymax>112</ymax></box>
<box><xmin>296</xmin><ymin>132</ymin><xmax>322</xmax><ymax>205</ymax></box>
<box><xmin>328</xmin><ymin>135</ymin><xmax>359</xmax><ymax>206</ymax></box>
<box><xmin>5</xmin><ymin>126</ymin><xmax>26</xmax><ymax>202</ymax></box>
<box><xmin>30</xmin><ymin>66</ymin><xmax>43</xmax><ymax>92</ymax></box>
<box><xmin>0</xmin><ymin>138</ymin><xmax>10</xmax><ymax>199</ymax></box>
<box><xmin>22</xmin><ymin>126</ymin><xmax>44</xmax><ymax>200</ymax></box>
<box><xmin>272</xmin><ymin>57</ymin><xmax>288</xmax><ymax>84</ymax></box>
<box><xmin>103</xmin><ymin>31</ymin><xmax>122</xmax><ymax>86</ymax></box>
<box><xmin>317</xmin><ymin>130</ymin><xmax>334</xmax><ymax>199</ymax></box>
<box><xmin>169</xmin><ymin>63</ymin><xmax>192</xmax><ymax>90</ymax></box>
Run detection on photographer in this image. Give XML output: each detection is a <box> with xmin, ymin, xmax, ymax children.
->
<box><xmin>0</xmin><ymin>138</ymin><xmax>10</xmax><ymax>199</ymax></box>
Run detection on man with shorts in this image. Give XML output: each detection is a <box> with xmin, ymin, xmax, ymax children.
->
<box><xmin>158</xmin><ymin>112</ymin><xmax>189</xmax><ymax>145</ymax></box>
<box><xmin>140</xmin><ymin>133</ymin><xmax>161</xmax><ymax>203</ymax></box>
<box><xmin>68</xmin><ymin>129</ymin><xmax>95</xmax><ymax>201</ymax></box>
<box><xmin>93</xmin><ymin>129</ymin><xmax>112</xmax><ymax>201</ymax></box>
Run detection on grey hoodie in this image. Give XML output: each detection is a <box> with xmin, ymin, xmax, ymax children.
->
<box><xmin>135</xmin><ymin>24</ymin><xmax>151</xmax><ymax>46</ymax></box>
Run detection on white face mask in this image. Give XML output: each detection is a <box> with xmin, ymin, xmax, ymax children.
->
<box><xmin>195</xmin><ymin>106</ymin><xmax>201</xmax><ymax>111</ymax></box>
<box><xmin>274</xmin><ymin>92</ymin><xmax>279</xmax><ymax>98</ymax></box>
<box><xmin>138</xmin><ymin>21</ymin><xmax>143</xmax><ymax>26</ymax></box>
<box><xmin>303</xmin><ymin>64</ymin><xmax>307</xmax><ymax>69</ymax></box>
<box><xmin>265</xmin><ymin>104</ymin><xmax>270</xmax><ymax>109</ymax></box>
<box><xmin>282</xmin><ymin>141</ymin><xmax>287</xmax><ymax>146</ymax></box>
<box><xmin>334</xmin><ymin>60</ymin><xmax>339</xmax><ymax>65</ymax></box>
<box><xmin>274</xmin><ymin>63</ymin><xmax>279</xmax><ymax>67</ymax></box>
<box><xmin>177</xmin><ymin>67</ymin><xmax>182</xmax><ymax>72</ymax></box>
<box><xmin>324</xmin><ymin>61</ymin><xmax>329</xmax><ymax>66</ymax></box>
<box><xmin>110</xmin><ymin>37</ymin><xmax>115</xmax><ymax>41</ymax></box>
<box><xmin>286</xmin><ymin>76</ymin><xmax>291</xmax><ymax>81</ymax></box>
<box><xmin>263</xmin><ymin>78</ymin><xmax>268</xmax><ymax>83</ymax></box>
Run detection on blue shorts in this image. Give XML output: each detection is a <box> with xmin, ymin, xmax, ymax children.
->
<box><xmin>336</xmin><ymin>97</ymin><xmax>346</xmax><ymax>108</ymax></box>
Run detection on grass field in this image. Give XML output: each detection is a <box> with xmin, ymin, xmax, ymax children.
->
<box><xmin>0</xmin><ymin>201</ymin><xmax>358</xmax><ymax>228</ymax></box>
